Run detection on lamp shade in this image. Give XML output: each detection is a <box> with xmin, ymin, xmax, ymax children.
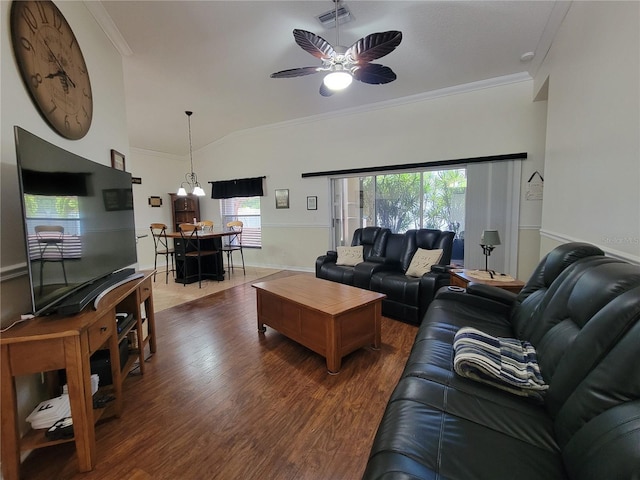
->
<box><xmin>481</xmin><ymin>230</ymin><xmax>501</xmax><ymax>246</ymax></box>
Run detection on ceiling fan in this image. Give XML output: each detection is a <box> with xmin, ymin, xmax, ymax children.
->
<box><xmin>270</xmin><ymin>1</ymin><xmax>402</xmax><ymax>97</ymax></box>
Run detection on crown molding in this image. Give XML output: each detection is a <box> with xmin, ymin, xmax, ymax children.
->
<box><xmin>84</xmin><ymin>1</ymin><xmax>133</xmax><ymax>56</ymax></box>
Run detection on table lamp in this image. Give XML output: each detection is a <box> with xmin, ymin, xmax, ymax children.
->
<box><xmin>480</xmin><ymin>229</ymin><xmax>501</xmax><ymax>272</ymax></box>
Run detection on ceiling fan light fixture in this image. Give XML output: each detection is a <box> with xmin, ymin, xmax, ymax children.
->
<box><xmin>323</xmin><ymin>71</ymin><xmax>352</xmax><ymax>90</ymax></box>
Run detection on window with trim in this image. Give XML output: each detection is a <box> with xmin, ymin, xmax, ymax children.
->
<box><xmin>24</xmin><ymin>194</ymin><xmax>82</xmax><ymax>259</ymax></box>
<box><xmin>220</xmin><ymin>196</ymin><xmax>262</xmax><ymax>247</ymax></box>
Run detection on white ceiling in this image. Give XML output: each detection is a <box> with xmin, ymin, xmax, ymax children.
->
<box><xmin>94</xmin><ymin>1</ymin><xmax>568</xmax><ymax>156</ymax></box>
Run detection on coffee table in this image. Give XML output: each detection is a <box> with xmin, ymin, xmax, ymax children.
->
<box><xmin>252</xmin><ymin>275</ymin><xmax>385</xmax><ymax>374</ymax></box>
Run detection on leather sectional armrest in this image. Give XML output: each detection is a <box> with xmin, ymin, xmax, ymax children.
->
<box><xmin>466</xmin><ymin>283</ymin><xmax>517</xmax><ymax>305</ymax></box>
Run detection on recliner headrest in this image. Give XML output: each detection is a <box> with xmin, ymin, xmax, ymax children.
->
<box><xmin>543</xmin><ymin>243</ymin><xmax>604</xmax><ymax>286</ymax></box>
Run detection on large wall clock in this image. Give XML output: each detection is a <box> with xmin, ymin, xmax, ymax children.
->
<box><xmin>10</xmin><ymin>0</ymin><xmax>93</xmax><ymax>140</ymax></box>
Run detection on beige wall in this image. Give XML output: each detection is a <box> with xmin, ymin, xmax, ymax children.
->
<box><xmin>535</xmin><ymin>1</ymin><xmax>640</xmax><ymax>263</ymax></box>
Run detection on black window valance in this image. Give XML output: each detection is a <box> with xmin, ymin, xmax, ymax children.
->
<box><xmin>209</xmin><ymin>176</ymin><xmax>265</xmax><ymax>199</ymax></box>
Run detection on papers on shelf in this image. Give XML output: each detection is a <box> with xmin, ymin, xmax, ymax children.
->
<box><xmin>28</xmin><ymin>374</ymin><xmax>100</xmax><ymax>430</ymax></box>
<box><xmin>26</xmin><ymin>394</ymin><xmax>71</xmax><ymax>430</ymax></box>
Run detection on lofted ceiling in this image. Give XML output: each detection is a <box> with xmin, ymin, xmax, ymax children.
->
<box><xmin>94</xmin><ymin>1</ymin><xmax>568</xmax><ymax>157</ymax></box>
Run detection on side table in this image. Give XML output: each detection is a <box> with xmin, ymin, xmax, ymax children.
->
<box><xmin>449</xmin><ymin>269</ymin><xmax>525</xmax><ymax>294</ymax></box>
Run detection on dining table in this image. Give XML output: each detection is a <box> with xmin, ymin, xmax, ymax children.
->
<box><xmin>156</xmin><ymin>229</ymin><xmax>235</xmax><ymax>284</ymax></box>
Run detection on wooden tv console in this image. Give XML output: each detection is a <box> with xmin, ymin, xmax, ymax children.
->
<box><xmin>0</xmin><ymin>271</ymin><xmax>156</xmax><ymax>480</ymax></box>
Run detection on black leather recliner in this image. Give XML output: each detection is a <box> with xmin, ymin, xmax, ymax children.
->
<box><xmin>367</xmin><ymin>229</ymin><xmax>455</xmax><ymax>324</ymax></box>
<box><xmin>362</xmin><ymin>243</ymin><xmax>640</xmax><ymax>480</ymax></box>
<box><xmin>315</xmin><ymin>227</ymin><xmax>390</xmax><ymax>286</ymax></box>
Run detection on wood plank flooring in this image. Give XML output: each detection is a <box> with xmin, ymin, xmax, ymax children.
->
<box><xmin>18</xmin><ymin>271</ymin><xmax>418</xmax><ymax>480</ymax></box>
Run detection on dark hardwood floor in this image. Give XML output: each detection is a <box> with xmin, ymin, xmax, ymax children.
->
<box><xmin>18</xmin><ymin>271</ymin><xmax>418</xmax><ymax>480</ymax></box>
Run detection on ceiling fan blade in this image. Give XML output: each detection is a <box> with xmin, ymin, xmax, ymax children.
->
<box><xmin>346</xmin><ymin>31</ymin><xmax>403</xmax><ymax>63</ymax></box>
<box><xmin>353</xmin><ymin>64</ymin><xmax>397</xmax><ymax>85</ymax></box>
<box><xmin>319</xmin><ymin>82</ymin><xmax>335</xmax><ymax>97</ymax></box>
<box><xmin>293</xmin><ymin>29</ymin><xmax>335</xmax><ymax>59</ymax></box>
<box><xmin>270</xmin><ymin>66</ymin><xmax>321</xmax><ymax>78</ymax></box>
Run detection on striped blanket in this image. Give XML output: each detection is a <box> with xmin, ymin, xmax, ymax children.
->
<box><xmin>453</xmin><ymin>327</ymin><xmax>548</xmax><ymax>400</ymax></box>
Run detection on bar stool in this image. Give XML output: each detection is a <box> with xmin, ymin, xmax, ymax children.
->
<box><xmin>221</xmin><ymin>221</ymin><xmax>245</xmax><ymax>276</ymax></box>
<box><xmin>150</xmin><ymin>223</ymin><xmax>175</xmax><ymax>283</ymax></box>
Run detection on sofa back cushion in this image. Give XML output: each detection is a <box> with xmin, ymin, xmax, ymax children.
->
<box><xmin>522</xmin><ymin>259</ymin><xmax>640</xmax><ymax>453</ymax></box>
<box><xmin>510</xmin><ymin>243</ymin><xmax>605</xmax><ymax>338</ymax></box>
<box><xmin>550</xmin><ymin>285</ymin><xmax>640</xmax><ymax>450</ymax></box>
<box><xmin>351</xmin><ymin>227</ymin><xmax>390</xmax><ymax>260</ymax></box>
<box><xmin>414</xmin><ymin>229</ymin><xmax>455</xmax><ymax>266</ymax></box>
<box><xmin>382</xmin><ymin>232</ymin><xmax>415</xmax><ymax>269</ymax></box>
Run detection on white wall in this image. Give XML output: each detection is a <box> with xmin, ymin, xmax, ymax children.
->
<box><xmin>194</xmin><ymin>78</ymin><xmax>547</xmax><ymax>277</ymax></box>
<box><xmin>535</xmin><ymin>1</ymin><xmax>640</xmax><ymax>262</ymax></box>
<box><xmin>0</xmin><ymin>0</ymin><xmax>129</xmax><ymax>437</ymax></box>
<box><xmin>1</xmin><ymin>1</ymin><xmax>130</xmax><ymax>323</ymax></box>
<box><xmin>127</xmin><ymin>148</ymin><xmax>188</xmax><ymax>270</ymax></box>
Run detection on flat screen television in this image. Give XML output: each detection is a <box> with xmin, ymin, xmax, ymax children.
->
<box><xmin>14</xmin><ymin>127</ymin><xmax>138</xmax><ymax>316</ymax></box>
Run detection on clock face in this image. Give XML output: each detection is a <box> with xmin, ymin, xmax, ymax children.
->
<box><xmin>10</xmin><ymin>0</ymin><xmax>93</xmax><ymax>140</ymax></box>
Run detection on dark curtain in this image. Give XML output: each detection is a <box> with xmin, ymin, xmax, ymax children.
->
<box><xmin>210</xmin><ymin>176</ymin><xmax>264</xmax><ymax>199</ymax></box>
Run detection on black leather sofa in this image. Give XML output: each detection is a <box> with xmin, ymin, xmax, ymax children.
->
<box><xmin>316</xmin><ymin>228</ymin><xmax>454</xmax><ymax>325</ymax></box>
<box><xmin>363</xmin><ymin>242</ymin><xmax>640</xmax><ymax>479</ymax></box>
<box><xmin>315</xmin><ymin>227</ymin><xmax>390</xmax><ymax>287</ymax></box>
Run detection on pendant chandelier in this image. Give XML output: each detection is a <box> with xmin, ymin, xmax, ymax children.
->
<box><xmin>177</xmin><ymin>110</ymin><xmax>205</xmax><ymax>197</ymax></box>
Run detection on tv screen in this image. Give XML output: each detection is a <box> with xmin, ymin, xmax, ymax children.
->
<box><xmin>14</xmin><ymin>127</ymin><xmax>138</xmax><ymax>316</ymax></box>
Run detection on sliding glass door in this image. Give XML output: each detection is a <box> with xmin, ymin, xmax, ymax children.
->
<box><xmin>331</xmin><ymin>168</ymin><xmax>467</xmax><ymax>263</ymax></box>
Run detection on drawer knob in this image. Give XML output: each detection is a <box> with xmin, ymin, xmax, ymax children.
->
<box><xmin>100</xmin><ymin>326</ymin><xmax>108</xmax><ymax>332</ymax></box>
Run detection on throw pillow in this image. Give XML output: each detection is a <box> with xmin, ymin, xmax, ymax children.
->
<box><xmin>453</xmin><ymin>326</ymin><xmax>548</xmax><ymax>401</ymax></box>
<box><xmin>405</xmin><ymin>248</ymin><xmax>443</xmax><ymax>277</ymax></box>
<box><xmin>336</xmin><ymin>246</ymin><xmax>364</xmax><ymax>266</ymax></box>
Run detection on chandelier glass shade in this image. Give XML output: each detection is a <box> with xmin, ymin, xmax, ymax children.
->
<box><xmin>178</xmin><ymin>111</ymin><xmax>205</xmax><ymax>197</ymax></box>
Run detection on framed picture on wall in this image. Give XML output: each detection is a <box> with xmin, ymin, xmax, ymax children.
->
<box><xmin>275</xmin><ymin>189</ymin><xmax>289</xmax><ymax>209</ymax></box>
<box><xmin>111</xmin><ymin>149</ymin><xmax>126</xmax><ymax>171</ymax></box>
<box><xmin>307</xmin><ymin>196</ymin><xmax>317</xmax><ymax>210</ymax></box>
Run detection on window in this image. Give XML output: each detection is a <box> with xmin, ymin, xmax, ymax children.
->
<box><xmin>331</xmin><ymin>167</ymin><xmax>466</xmax><ymax>257</ymax></box>
<box><xmin>333</xmin><ymin>168</ymin><xmax>465</xmax><ymax>234</ymax></box>
<box><xmin>220</xmin><ymin>196</ymin><xmax>262</xmax><ymax>248</ymax></box>
<box><xmin>23</xmin><ymin>194</ymin><xmax>82</xmax><ymax>259</ymax></box>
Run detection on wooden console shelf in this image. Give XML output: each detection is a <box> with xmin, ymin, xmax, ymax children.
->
<box><xmin>0</xmin><ymin>271</ymin><xmax>156</xmax><ymax>480</ymax></box>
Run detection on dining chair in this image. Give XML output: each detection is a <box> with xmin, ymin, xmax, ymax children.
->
<box><xmin>150</xmin><ymin>223</ymin><xmax>175</xmax><ymax>283</ymax></box>
<box><xmin>34</xmin><ymin>225</ymin><xmax>68</xmax><ymax>293</ymax></box>
<box><xmin>198</xmin><ymin>220</ymin><xmax>214</xmax><ymax>232</ymax></box>
<box><xmin>179</xmin><ymin>223</ymin><xmax>219</xmax><ymax>288</ymax></box>
<box><xmin>221</xmin><ymin>220</ymin><xmax>245</xmax><ymax>276</ymax></box>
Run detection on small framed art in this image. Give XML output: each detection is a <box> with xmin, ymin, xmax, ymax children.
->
<box><xmin>111</xmin><ymin>149</ymin><xmax>126</xmax><ymax>171</ymax></box>
<box><xmin>307</xmin><ymin>196</ymin><xmax>317</xmax><ymax>210</ymax></box>
<box><xmin>275</xmin><ymin>189</ymin><xmax>289</xmax><ymax>209</ymax></box>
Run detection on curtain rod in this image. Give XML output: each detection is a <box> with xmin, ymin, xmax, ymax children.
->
<box><xmin>208</xmin><ymin>176</ymin><xmax>266</xmax><ymax>184</ymax></box>
<box><xmin>301</xmin><ymin>152</ymin><xmax>527</xmax><ymax>178</ymax></box>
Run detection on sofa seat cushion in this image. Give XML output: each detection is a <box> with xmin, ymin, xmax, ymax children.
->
<box><xmin>364</xmin><ymin>376</ymin><xmax>565</xmax><ymax>480</ymax></box>
<box><xmin>316</xmin><ymin>263</ymin><xmax>356</xmax><ymax>285</ymax></box>
<box><xmin>453</xmin><ymin>327</ymin><xmax>548</xmax><ymax>400</ymax></box>
<box><xmin>402</xmin><ymin>323</ymin><xmax>550</xmax><ymax>414</ymax></box>
<box><xmin>370</xmin><ymin>271</ymin><xmax>421</xmax><ymax>306</ymax></box>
